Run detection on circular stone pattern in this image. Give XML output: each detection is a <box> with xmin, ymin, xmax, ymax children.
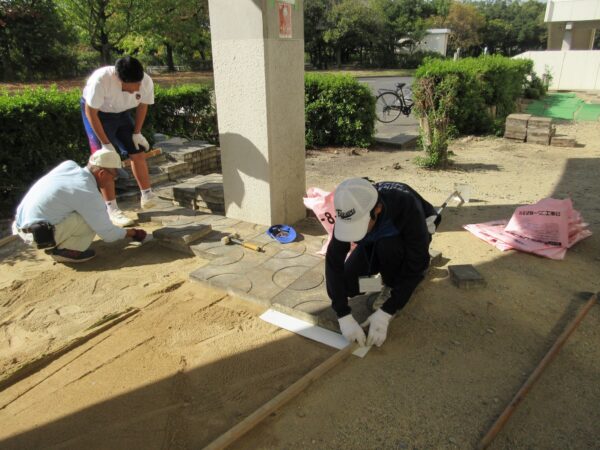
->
<box><xmin>287</xmin><ymin>271</ymin><xmax>324</xmax><ymax>291</ymax></box>
<box><xmin>207</xmin><ymin>273</ymin><xmax>252</xmax><ymax>293</ymax></box>
<box><xmin>272</xmin><ymin>266</ymin><xmax>309</xmax><ymax>289</ymax></box>
<box><xmin>206</xmin><ymin>245</ymin><xmax>244</xmax><ymax>266</ymax></box>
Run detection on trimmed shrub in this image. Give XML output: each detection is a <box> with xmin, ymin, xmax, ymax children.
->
<box><xmin>414</xmin><ymin>56</ymin><xmax>533</xmax><ymax>136</ymax></box>
<box><xmin>305</xmin><ymin>73</ymin><xmax>375</xmax><ymax>148</ymax></box>
<box><xmin>0</xmin><ymin>85</ymin><xmax>217</xmax><ymax>216</ymax></box>
<box><xmin>0</xmin><ymin>76</ymin><xmax>375</xmax><ymax>215</ymax></box>
<box><xmin>0</xmin><ymin>87</ymin><xmax>87</xmax><ymax>216</ymax></box>
<box><xmin>146</xmin><ymin>84</ymin><xmax>218</xmax><ymax>143</ymax></box>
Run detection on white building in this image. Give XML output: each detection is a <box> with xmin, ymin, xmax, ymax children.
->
<box><xmin>545</xmin><ymin>0</ymin><xmax>600</xmax><ymax>49</ymax></box>
<box><xmin>416</xmin><ymin>29</ymin><xmax>451</xmax><ymax>56</ymax></box>
<box><xmin>514</xmin><ymin>0</ymin><xmax>600</xmax><ymax>90</ymax></box>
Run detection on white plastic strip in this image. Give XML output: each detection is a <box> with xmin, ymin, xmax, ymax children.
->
<box><xmin>260</xmin><ymin>309</ymin><xmax>371</xmax><ymax>358</ymax></box>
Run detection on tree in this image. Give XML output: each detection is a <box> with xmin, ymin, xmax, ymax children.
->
<box><xmin>122</xmin><ymin>0</ymin><xmax>210</xmax><ymax>71</ymax></box>
<box><xmin>475</xmin><ymin>0</ymin><xmax>546</xmax><ymax>55</ymax></box>
<box><xmin>324</xmin><ymin>0</ymin><xmax>383</xmax><ymax>67</ymax></box>
<box><xmin>442</xmin><ymin>2</ymin><xmax>485</xmax><ymax>54</ymax></box>
<box><xmin>58</xmin><ymin>0</ymin><xmax>147</xmax><ymax>64</ymax></box>
<box><xmin>0</xmin><ymin>0</ymin><xmax>76</xmax><ymax>80</ymax></box>
<box><xmin>305</xmin><ymin>0</ymin><xmax>330</xmax><ymax>69</ymax></box>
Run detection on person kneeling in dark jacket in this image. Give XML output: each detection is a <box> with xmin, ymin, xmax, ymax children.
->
<box><xmin>326</xmin><ymin>178</ymin><xmax>439</xmax><ymax>347</ymax></box>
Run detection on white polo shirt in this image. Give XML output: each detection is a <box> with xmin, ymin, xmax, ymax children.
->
<box><xmin>83</xmin><ymin>66</ymin><xmax>154</xmax><ymax>113</ymax></box>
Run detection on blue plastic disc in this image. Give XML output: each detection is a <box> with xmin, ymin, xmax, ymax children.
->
<box><xmin>267</xmin><ymin>224</ymin><xmax>297</xmax><ymax>244</ymax></box>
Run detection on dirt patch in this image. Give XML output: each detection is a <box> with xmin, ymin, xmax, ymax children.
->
<box><xmin>0</xmin><ymin>121</ymin><xmax>599</xmax><ymax>449</ymax></box>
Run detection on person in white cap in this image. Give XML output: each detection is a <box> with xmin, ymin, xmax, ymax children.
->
<box><xmin>326</xmin><ymin>178</ymin><xmax>439</xmax><ymax>347</ymax></box>
<box><xmin>12</xmin><ymin>149</ymin><xmax>149</xmax><ymax>263</ymax></box>
<box><xmin>81</xmin><ymin>55</ymin><xmax>156</xmax><ymax>227</ymax></box>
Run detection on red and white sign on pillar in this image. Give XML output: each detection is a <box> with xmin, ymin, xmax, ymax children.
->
<box><xmin>278</xmin><ymin>1</ymin><xmax>292</xmax><ymax>38</ymax></box>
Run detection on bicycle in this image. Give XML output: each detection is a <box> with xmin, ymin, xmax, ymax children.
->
<box><xmin>375</xmin><ymin>82</ymin><xmax>414</xmax><ymax>123</ymax></box>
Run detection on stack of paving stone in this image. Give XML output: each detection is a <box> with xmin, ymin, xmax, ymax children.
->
<box><xmin>115</xmin><ymin>135</ymin><xmax>221</xmax><ymax>200</ymax></box>
<box><xmin>154</xmin><ymin>173</ymin><xmax>225</xmax><ymax>214</ymax></box>
<box><xmin>504</xmin><ymin>114</ymin><xmax>530</xmax><ymax>142</ymax></box>
<box><xmin>160</xmin><ymin>139</ymin><xmax>221</xmax><ymax>174</ymax></box>
<box><xmin>526</xmin><ymin>116</ymin><xmax>553</xmax><ymax>145</ymax></box>
<box><xmin>503</xmin><ymin>114</ymin><xmax>554</xmax><ymax>145</ymax></box>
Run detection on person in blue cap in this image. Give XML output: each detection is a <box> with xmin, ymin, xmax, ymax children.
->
<box><xmin>325</xmin><ymin>178</ymin><xmax>439</xmax><ymax>347</ymax></box>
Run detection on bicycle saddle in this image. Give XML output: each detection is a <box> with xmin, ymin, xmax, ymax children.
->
<box><xmin>396</xmin><ymin>82</ymin><xmax>406</xmax><ymax>89</ymax></box>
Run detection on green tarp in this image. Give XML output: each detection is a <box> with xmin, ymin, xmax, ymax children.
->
<box><xmin>525</xmin><ymin>93</ymin><xmax>600</xmax><ymax>122</ymax></box>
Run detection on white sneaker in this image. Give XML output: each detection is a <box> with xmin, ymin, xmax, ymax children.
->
<box><xmin>140</xmin><ymin>192</ymin><xmax>157</xmax><ymax>210</ymax></box>
<box><xmin>109</xmin><ymin>209</ymin><xmax>135</xmax><ymax>227</ymax></box>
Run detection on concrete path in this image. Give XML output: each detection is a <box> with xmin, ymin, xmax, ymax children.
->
<box><xmin>358</xmin><ymin>76</ymin><xmax>419</xmax><ymax>148</ymax></box>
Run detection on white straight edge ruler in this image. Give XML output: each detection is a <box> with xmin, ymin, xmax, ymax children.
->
<box><xmin>260</xmin><ymin>309</ymin><xmax>371</xmax><ymax>358</ymax></box>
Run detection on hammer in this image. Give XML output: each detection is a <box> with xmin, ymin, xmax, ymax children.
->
<box><xmin>221</xmin><ymin>233</ymin><xmax>265</xmax><ymax>252</ymax></box>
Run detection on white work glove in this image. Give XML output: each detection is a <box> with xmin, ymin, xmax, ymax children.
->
<box><xmin>426</xmin><ymin>215</ymin><xmax>438</xmax><ymax>234</ymax></box>
<box><xmin>101</xmin><ymin>143</ymin><xmax>116</xmax><ymax>152</ymax></box>
<box><xmin>361</xmin><ymin>309</ymin><xmax>393</xmax><ymax>347</ymax></box>
<box><xmin>132</xmin><ymin>133</ymin><xmax>149</xmax><ymax>151</ymax></box>
<box><xmin>338</xmin><ymin>314</ymin><xmax>366</xmax><ymax>347</ymax></box>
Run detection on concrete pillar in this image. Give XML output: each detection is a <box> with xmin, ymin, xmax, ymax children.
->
<box><xmin>208</xmin><ymin>0</ymin><xmax>306</xmax><ymax>226</ymax></box>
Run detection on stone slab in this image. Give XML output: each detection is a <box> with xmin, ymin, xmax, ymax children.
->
<box><xmin>551</xmin><ymin>136</ymin><xmax>577</xmax><ymax>147</ymax></box>
<box><xmin>506</xmin><ymin>113</ymin><xmax>531</xmax><ymax>122</ymax></box>
<box><xmin>528</xmin><ymin>116</ymin><xmax>552</xmax><ymax>128</ymax></box>
<box><xmin>153</xmin><ymin>223</ymin><xmax>213</xmax><ymax>255</ymax></box>
<box><xmin>137</xmin><ymin>205</ymin><xmax>200</xmax><ymax>224</ymax></box>
<box><xmin>448</xmin><ymin>264</ymin><xmax>486</xmax><ymax>289</ymax></box>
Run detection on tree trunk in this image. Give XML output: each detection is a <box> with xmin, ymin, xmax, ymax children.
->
<box><xmin>166</xmin><ymin>43</ymin><xmax>175</xmax><ymax>71</ymax></box>
<box><xmin>101</xmin><ymin>42</ymin><xmax>111</xmax><ymax>65</ymax></box>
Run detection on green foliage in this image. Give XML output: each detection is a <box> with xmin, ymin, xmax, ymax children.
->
<box><xmin>397</xmin><ymin>51</ymin><xmax>444</xmax><ymax>69</ymax></box>
<box><xmin>146</xmin><ymin>84</ymin><xmax>218</xmax><ymax>143</ymax></box>
<box><xmin>523</xmin><ymin>72</ymin><xmax>547</xmax><ymax>100</ymax></box>
<box><xmin>475</xmin><ymin>0</ymin><xmax>546</xmax><ymax>55</ymax></box>
<box><xmin>0</xmin><ymin>0</ymin><xmax>77</xmax><ymax>81</ymax></box>
<box><xmin>413</xmin><ymin>75</ymin><xmax>459</xmax><ymax>168</ymax></box>
<box><xmin>58</xmin><ymin>0</ymin><xmax>148</xmax><ymax>64</ymax></box>
<box><xmin>415</xmin><ymin>55</ymin><xmax>533</xmax><ymax>135</ymax></box>
<box><xmin>0</xmin><ymin>85</ymin><xmax>217</xmax><ymax>215</ymax></box>
<box><xmin>0</xmin><ymin>77</ymin><xmax>376</xmax><ymax>214</ymax></box>
<box><xmin>0</xmin><ymin>87</ymin><xmax>86</xmax><ymax>215</ymax></box>
<box><xmin>305</xmin><ymin>73</ymin><xmax>375</xmax><ymax>148</ymax></box>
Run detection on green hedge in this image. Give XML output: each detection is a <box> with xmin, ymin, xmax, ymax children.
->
<box><xmin>305</xmin><ymin>73</ymin><xmax>375</xmax><ymax>148</ymax></box>
<box><xmin>0</xmin><ymin>75</ymin><xmax>374</xmax><ymax>216</ymax></box>
<box><xmin>414</xmin><ymin>56</ymin><xmax>533</xmax><ymax>135</ymax></box>
<box><xmin>0</xmin><ymin>84</ymin><xmax>217</xmax><ymax>216</ymax></box>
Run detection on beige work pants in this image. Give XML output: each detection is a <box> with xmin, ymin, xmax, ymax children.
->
<box><xmin>53</xmin><ymin>212</ymin><xmax>96</xmax><ymax>251</ymax></box>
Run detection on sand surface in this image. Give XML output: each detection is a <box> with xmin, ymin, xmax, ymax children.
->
<box><xmin>0</xmin><ymin>121</ymin><xmax>599</xmax><ymax>449</ymax></box>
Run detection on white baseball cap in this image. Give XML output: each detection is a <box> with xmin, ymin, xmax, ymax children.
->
<box><xmin>333</xmin><ymin>178</ymin><xmax>378</xmax><ymax>242</ymax></box>
<box><xmin>89</xmin><ymin>149</ymin><xmax>122</xmax><ymax>169</ymax></box>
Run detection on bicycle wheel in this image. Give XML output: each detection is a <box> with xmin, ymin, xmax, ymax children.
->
<box><xmin>375</xmin><ymin>92</ymin><xmax>402</xmax><ymax>123</ymax></box>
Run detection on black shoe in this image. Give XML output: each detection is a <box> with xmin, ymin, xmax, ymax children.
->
<box><xmin>51</xmin><ymin>248</ymin><xmax>96</xmax><ymax>263</ymax></box>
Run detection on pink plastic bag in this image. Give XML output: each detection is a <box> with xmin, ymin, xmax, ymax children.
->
<box><xmin>505</xmin><ymin>198</ymin><xmax>571</xmax><ymax>248</ymax></box>
<box><xmin>303</xmin><ymin>187</ymin><xmax>336</xmax><ymax>255</ymax></box>
<box><xmin>464</xmin><ymin>198</ymin><xmax>592</xmax><ymax>260</ymax></box>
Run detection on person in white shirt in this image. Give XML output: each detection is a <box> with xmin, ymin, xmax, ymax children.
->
<box><xmin>13</xmin><ymin>149</ymin><xmax>149</xmax><ymax>263</ymax></box>
<box><xmin>81</xmin><ymin>55</ymin><xmax>156</xmax><ymax>227</ymax></box>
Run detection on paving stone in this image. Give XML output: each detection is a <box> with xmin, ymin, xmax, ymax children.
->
<box><xmin>263</xmin><ymin>251</ymin><xmax>322</xmax><ymax>271</ymax></box>
<box><xmin>192</xmin><ymin>243</ymin><xmax>245</xmax><ymax>266</ymax></box>
<box><xmin>137</xmin><ymin>205</ymin><xmax>199</xmax><ymax>224</ymax></box>
<box><xmin>551</xmin><ymin>136</ymin><xmax>577</xmax><ymax>147</ymax></box>
<box><xmin>153</xmin><ymin>223</ymin><xmax>213</xmax><ymax>255</ymax></box>
<box><xmin>448</xmin><ymin>264</ymin><xmax>486</xmax><ymax>289</ymax></box>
